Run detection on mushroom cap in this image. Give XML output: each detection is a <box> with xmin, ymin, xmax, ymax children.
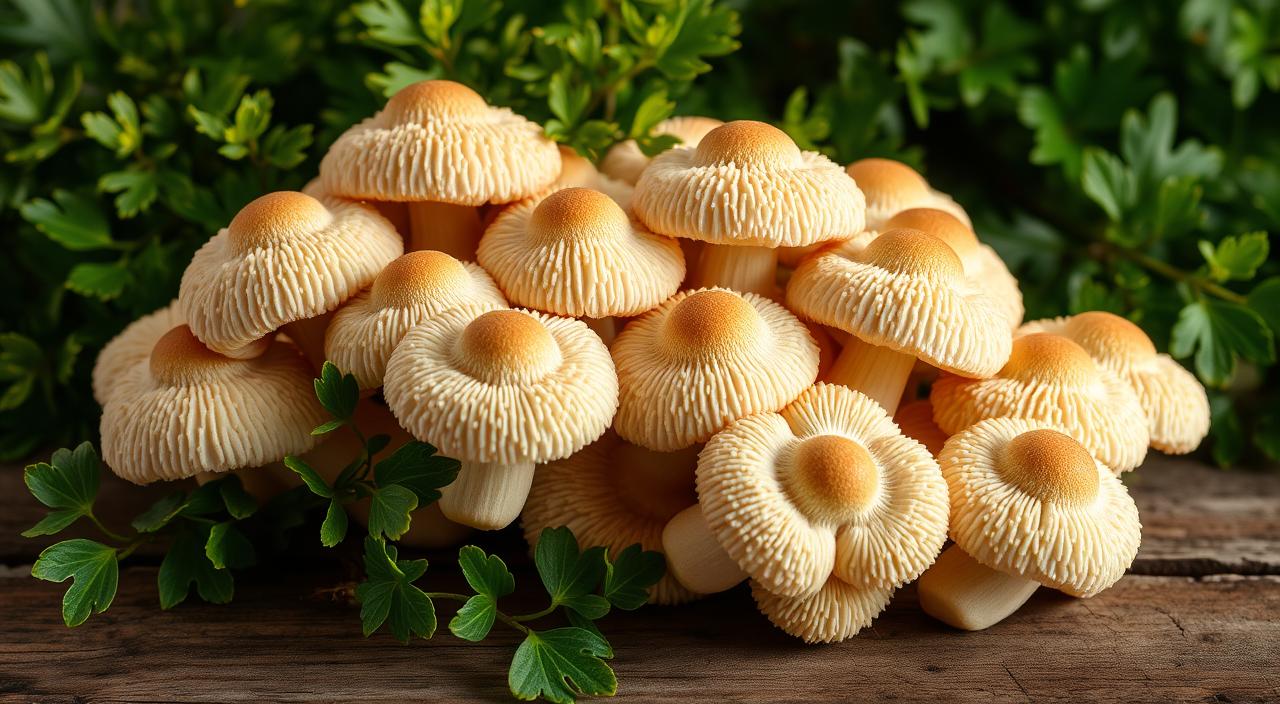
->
<box><xmin>1019</xmin><ymin>312</ymin><xmax>1210</xmax><ymax>454</ymax></box>
<box><xmin>939</xmin><ymin>417</ymin><xmax>1141</xmax><ymax>597</ymax></box>
<box><xmin>697</xmin><ymin>383</ymin><xmax>949</xmax><ymax>597</ymax></box>
<box><xmin>884</xmin><ymin>209</ymin><xmax>1023</xmax><ymax>329</ymax></box>
<box><xmin>931</xmin><ymin>332</ymin><xmax>1150</xmax><ymax>472</ymax></box>
<box><xmin>786</xmin><ymin>228</ymin><xmax>1012</xmax><ymax>377</ymax></box>
<box><xmin>324</xmin><ymin>251</ymin><xmax>507</xmax><ymax>389</ymax></box>
<box><xmin>600</xmin><ymin>116</ymin><xmax>724</xmax><ymax>185</ymax></box>
<box><xmin>477</xmin><ymin>187</ymin><xmax>684</xmax><ymax>318</ymax></box>
<box><xmin>383</xmin><ymin>308</ymin><xmax>617</xmax><ymax>464</ymax></box>
<box><xmin>631</xmin><ymin>120</ymin><xmax>866</xmax><ymax>248</ymax></box>
<box><xmin>750</xmin><ymin>576</ymin><xmax>894</xmax><ymax>644</ymax></box>
<box><xmin>92</xmin><ymin>301</ymin><xmax>184</xmax><ymax>406</ymax></box>
<box><xmin>894</xmin><ymin>400</ymin><xmax>949</xmax><ymax>456</ymax></box>
<box><xmin>522</xmin><ymin>433</ymin><xmax>700</xmax><ymax>605</ymax></box>
<box><xmin>538</xmin><ymin>146</ymin><xmax>635</xmax><ymax>209</ymax></box>
<box><xmin>845</xmin><ymin>158</ymin><xmax>969</xmax><ymax>230</ymax></box>
<box><xmin>101</xmin><ymin>325</ymin><xmax>325</xmax><ymax>484</ymax></box>
<box><xmin>611</xmin><ymin>287</ymin><xmax>819</xmax><ymax>451</ymax></box>
<box><xmin>319</xmin><ymin>80</ymin><xmax>560</xmax><ymax>204</ymax></box>
<box><xmin>179</xmin><ymin>191</ymin><xmax>403</xmax><ymax>356</ymax></box>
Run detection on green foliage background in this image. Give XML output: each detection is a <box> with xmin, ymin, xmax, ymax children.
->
<box><xmin>1</xmin><ymin>0</ymin><xmax>1277</xmax><ymax>466</ymax></box>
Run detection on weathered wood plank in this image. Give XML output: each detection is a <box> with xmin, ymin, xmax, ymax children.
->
<box><xmin>1</xmin><ymin>569</ymin><xmax>1276</xmax><ymax>703</ymax></box>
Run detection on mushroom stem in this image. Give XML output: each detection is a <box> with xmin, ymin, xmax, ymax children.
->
<box><xmin>823</xmin><ymin>336</ymin><xmax>916</xmax><ymax>415</ymax></box>
<box><xmin>661</xmin><ymin>504</ymin><xmax>748</xmax><ymax>594</ymax></box>
<box><xmin>916</xmin><ymin>545</ymin><xmax>1041</xmax><ymax>631</ymax></box>
<box><xmin>281</xmin><ymin>311</ymin><xmax>335</xmax><ymax>372</ymax></box>
<box><xmin>692</xmin><ymin>243</ymin><xmax>777</xmax><ymax>297</ymax></box>
<box><xmin>407</xmin><ymin>200</ymin><xmax>482</xmax><ymax>259</ymax></box>
<box><xmin>194</xmin><ymin>463</ymin><xmax>301</xmax><ymax>502</ymax></box>
<box><xmin>583</xmin><ymin>316</ymin><xmax>617</xmax><ymax>346</ymax></box>
<box><xmin>438</xmin><ymin>460</ymin><xmax>536</xmax><ymax>530</ymax></box>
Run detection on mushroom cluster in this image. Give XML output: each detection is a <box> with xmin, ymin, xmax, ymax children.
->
<box><xmin>92</xmin><ymin>80</ymin><xmax>1210</xmax><ymax>640</ymax></box>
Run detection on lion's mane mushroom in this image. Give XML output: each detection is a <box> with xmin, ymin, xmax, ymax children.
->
<box><xmin>894</xmin><ymin>400</ymin><xmax>949</xmax><ymax>456</ymax></box>
<box><xmin>786</xmin><ymin>228</ymin><xmax>1011</xmax><ymax>415</ymax></box>
<box><xmin>611</xmin><ymin>287</ymin><xmax>819</xmax><ymax>452</ymax></box>
<box><xmin>92</xmin><ymin>301</ymin><xmax>184</xmax><ymax>406</ymax></box>
<box><xmin>478</xmin><ymin>187</ymin><xmax>684</xmax><ymax>344</ymax></box>
<box><xmin>320</xmin><ymin>80</ymin><xmax>560</xmax><ymax>258</ymax></box>
<box><xmin>663</xmin><ymin>383</ymin><xmax>949</xmax><ymax>599</ymax></box>
<box><xmin>750</xmin><ymin>575</ymin><xmax>894</xmax><ymax>643</ymax></box>
<box><xmin>1020</xmin><ymin>311</ymin><xmax>1210</xmax><ymax>454</ymax></box>
<box><xmin>917</xmin><ymin>417</ymin><xmax>1141</xmax><ymax>630</ymax></box>
<box><xmin>324</xmin><ymin>250</ymin><xmax>506</xmax><ymax>390</ymax></box>
<box><xmin>632</xmin><ymin>120</ymin><xmax>865</xmax><ymax>296</ymax></box>
<box><xmin>101</xmin><ymin>325</ymin><xmax>326</xmax><ymax>484</ymax></box>
<box><xmin>522</xmin><ymin>433</ymin><xmax>701</xmax><ymax>605</ymax></box>
<box><xmin>179</xmin><ymin>191</ymin><xmax>402</xmax><ymax>367</ymax></box>
<box><xmin>384</xmin><ymin>308</ymin><xmax>617</xmax><ymax>530</ymax></box>
<box><xmin>931</xmin><ymin>332</ymin><xmax>1150</xmax><ymax>472</ymax></box>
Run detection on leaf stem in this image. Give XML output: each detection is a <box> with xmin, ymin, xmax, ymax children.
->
<box><xmin>426</xmin><ymin>592</ymin><xmax>532</xmax><ymax>635</ymax></box>
<box><xmin>510</xmin><ymin>604</ymin><xmax>558</xmax><ymax>623</ymax></box>
<box><xmin>1100</xmin><ymin>242</ymin><xmax>1249</xmax><ymax>305</ymax></box>
<box><xmin>87</xmin><ymin>511</ymin><xmax>131</xmax><ymax>544</ymax></box>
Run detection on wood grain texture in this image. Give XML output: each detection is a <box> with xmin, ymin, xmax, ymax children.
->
<box><xmin>0</xmin><ymin>570</ymin><xmax>1277</xmax><ymax>703</ymax></box>
<box><xmin>0</xmin><ymin>453</ymin><xmax>1276</xmax><ymax>703</ymax></box>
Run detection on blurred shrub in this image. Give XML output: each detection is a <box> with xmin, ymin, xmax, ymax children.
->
<box><xmin>0</xmin><ymin>0</ymin><xmax>1275</xmax><ymax>465</ymax></box>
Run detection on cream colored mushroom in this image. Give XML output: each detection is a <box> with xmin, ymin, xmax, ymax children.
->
<box><xmin>600</xmin><ymin>116</ymin><xmax>724</xmax><ymax>185</ymax></box>
<box><xmin>92</xmin><ymin>301</ymin><xmax>184</xmax><ymax>406</ymax></box>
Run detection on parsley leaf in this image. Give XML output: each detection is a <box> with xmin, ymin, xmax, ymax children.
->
<box><xmin>508</xmin><ymin>627</ymin><xmax>617</xmax><ymax>704</ymax></box>
<box><xmin>356</xmin><ymin>536</ymin><xmax>436</xmax><ymax>643</ymax></box>
<box><xmin>22</xmin><ymin>441</ymin><xmax>100</xmax><ymax>537</ymax></box>
<box><xmin>534</xmin><ymin>527</ymin><xmax>610</xmax><ymax>620</ymax></box>
<box><xmin>602</xmin><ymin>544</ymin><xmax>666</xmax><ymax>611</ymax></box>
<box><xmin>450</xmin><ymin>545</ymin><xmax>516</xmax><ymax>641</ymax></box>
<box><xmin>30</xmin><ymin>539</ymin><xmax>119</xmax><ymax>627</ymax></box>
<box><xmin>373</xmin><ymin>440</ymin><xmax>460</xmax><ymax>504</ymax></box>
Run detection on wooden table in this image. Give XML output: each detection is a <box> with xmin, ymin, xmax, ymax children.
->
<box><xmin>1</xmin><ymin>455</ymin><xmax>1277</xmax><ymax>703</ymax></box>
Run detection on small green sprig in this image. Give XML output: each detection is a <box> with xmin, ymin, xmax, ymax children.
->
<box><xmin>294</xmin><ymin>363</ymin><xmax>666</xmax><ymax>704</ymax></box>
<box><xmin>23</xmin><ymin>442</ymin><xmax>261</xmax><ymax>626</ymax></box>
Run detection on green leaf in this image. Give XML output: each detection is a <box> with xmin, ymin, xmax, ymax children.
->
<box><xmin>23</xmin><ymin>509</ymin><xmax>84</xmax><ymax>537</ymax></box>
<box><xmin>158</xmin><ymin>523</ymin><xmax>234</xmax><ymax>609</ymax></box>
<box><xmin>458</xmin><ymin>545</ymin><xmax>516</xmax><ymax>599</ymax></box>
<box><xmin>356</xmin><ymin>536</ymin><xmax>436</xmax><ymax>643</ymax></box>
<box><xmin>628</xmin><ymin>90</ymin><xmax>675</xmax><ymax>139</ymax></box>
<box><xmin>508</xmin><ymin>627</ymin><xmax>617</xmax><ymax>704</ymax></box>
<box><xmin>374</xmin><ymin>441</ymin><xmax>460</xmax><ymax>504</ymax></box>
<box><xmin>450</xmin><ymin>594</ymin><xmax>499</xmax><ymax>641</ymax></box>
<box><xmin>603</xmin><ymin>544</ymin><xmax>665</xmax><ymax>611</ymax></box>
<box><xmin>225</xmin><ymin>90</ymin><xmax>273</xmax><ymax>145</ymax></box>
<box><xmin>283</xmin><ymin>456</ymin><xmax>334</xmax><ymax>498</ymax></box>
<box><xmin>187</xmin><ymin>106</ymin><xmax>229</xmax><ymax>140</ymax></box>
<box><xmin>218</xmin><ymin>476</ymin><xmax>258</xmax><ymax>520</ymax></box>
<box><xmin>261</xmin><ymin>124</ymin><xmax>313</xmax><ymax>169</ymax></box>
<box><xmin>1171</xmin><ymin>299</ymin><xmax>1276</xmax><ymax>386</ymax></box>
<box><xmin>1199</xmin><ymin>232</ymin><xmax>1269</xmax><ymax>283</ymax></box>
<box><xmin>131</xmin><ymin>492</ymin><xmax>186</xmax><ymax>533</ymax></box>
<box><xmin>1209</xmin><ymin>393</ymin><xmax>1243</xmax><ymax>468</ymax></box>
<box><xmin>354</xmin><ymin>0</ymin><xmax>426</xmax><ymax>46</ymax></box>
<box><xmin>18</xmin><ymin>190</ymin><xmax>112</xmax><ymax>250</ymax></box>
<box><xmin>1081</xmin><ymin>148</ymin><xmax>1135</xmax><ymax>221</ymax></box>
<box><xmin>23</xmin><ymin>442</ymin><xmax>99</xmax><ymax>513</ymax></box>
<box><xmin>205</xmin><ymin>521</ymin><xmax>256</xmax><ymax>570</ymax></box>
<box><xmin>321</xmin><ymin>498</ymin><xmax>349</xmax><ymax>548</ymax></box>
<box><xmin>66</xmin><ymin>261</ymin><xmax>130</xmax><ymax>301</ymax></box>
<box><xmin>534</xmin><ymin>527</ymin><xmax>610</xmax><ymax>619</ymax></box>
<box><xmin>1119</xmin><ymin>93</ymin><xmax>1222</xmax><ymax>188</ymax></box>
<box><xmin>98</xmin><ymin>168</ymin><xmax>158</xmax><ymax>218</ymax></box>
<box><xmin>80</xmin><ymin>91</ymin><xmax>142</xmax><ymax>157</ymax></box>
<box><xmin>314</xmin><ymin>362</ymin><xmax>359</xmax><ymax>422</ymax></box>
<box><xmin>367</xmin><ymin>484</ymin><xmax>419</xmax><ymax>540</ymax></box>
<box><xmin>1248</xmin><ymin>277</ymin><xmax>1280</xmax><ymax>336</ymax></box>
<box><xmin>312</xmin><ymin>419</ymin><xmax>346</xmax><ymax>436</ymax></box>
<box><xmin>31</xmin><ymin>539</ymin><xmax>119</xmax><ymax>627</ymax></box>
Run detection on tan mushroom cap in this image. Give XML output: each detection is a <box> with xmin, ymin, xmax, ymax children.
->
<box><xmin>884</xmin><ymin>208</ymin><xmax>1023</xmax><ymax>328</ymax></box>
<box><xmin>522</xmin><ymin>433</ymin><xmax>701</xmax><ymax>605</ymax></box>
<box><xmin>319</xmin><ymin>80</ymin><xmax>560</xmax><ymax>205</ymax></box>
<box><xmin>384</xmin><ymin>308</ymin><xmax>617</xmax><ymax>464</ymax></box>
<box><xmin>324</xmin><ymin>251</ymin><xmax>506</xmax><ymax>389</ymax></box>
<box><xmin>1019</xmin><ymin>312</ymin><xmax>1210</xmax><ymax>454</ymax></box>
<box><xmin>894</xmin><ymin>400</ymin><xmax>949</xmax><ymax>456</ymax></box>
<box><xmin>697</xmin><ymin>383</ymin><xmax>949</xmax><ymax>597</ymax></box>
<box><xmin>632</xmin><ymin>120</ymin><xmax>866</xmax><ymax>248</ymax></box>
<box><xmin>477</xmin><ymin>187</ymin><xmax>684</xmax><ymax>318</ymax></box>
<box><xmin>845</xmin><ymin>158</ymin><xmax>970</xmax><ymax>229</ymax></box>
<box><xmin>601</xmin><ymin>116</ymin><xmax>725</xmax><ymax>185</ymax></box>
<box><xmin>939</xmin><ymin>418</ymin><xmax>1141</xmax><ymax>596</ymax></box>
<box><xmin>931</xmin><ymin>332</ymin><xmax>1150</xmax><ymax>472</ymax></box>
<box><xmin>534</xmin><ymin>146</ymin><xmax>634</xmax><ymax>209</ymax></box>
<box><xmin>611</xmin><ymin>287</ymin><xmax>819</xmax><ymax>451</ymax></box>
<box><xmin>101</xmin><ymin>325</ymin><xmax>325</xmax><ymax>484</ymax></box>
<box><xmin>93</xmin><ymin>301</ymin><xmax>184</xmax><ymax>406</ymax></box>
<box><xmin>179</xmin><ymin>191</ymin><xmax>403</xmax><ymax>357</ymax></box>
<box><xmin>786</xmin><ymin>228</ymin><xmax>1012</xmax><ymax>377</ymax></box>
<box><xmin>750</xmin><ymin>576</ymin><xmax>894</xmax><ymax>643</ymax></box>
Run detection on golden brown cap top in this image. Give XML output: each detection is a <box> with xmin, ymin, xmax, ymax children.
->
<box><xmin>998</xmin><ymin>429</ymin><xmax>1101</xmax><ymax>507</ymax></box>
<box><xmin>454</xmin><ymin>310</ymin><xmax>562</xmax><ymax>385</ymax></box>
<box><xmin>692</xmin><ymin>120</ymin><xmax>802</xmax><ymax>169</ymax></box>
<box><xmin>379</xmin><ymin>80</ymin><xmax>489</xmax><ymax>124</ymax></box>
<box><xmin>225</xmin><ymin>192</ymin><xmax>333</xmax><ymax>253</ymax></box>
<box><xmin>785</xmin><ymin>435</ymin><xmax>880</xmax><ymax>525</ymax></box>
<box><xmin>846</xmin><ymin>158</ymin><xmax>931</xmax><ymax>201</ymax></box>
<box><xmin>148</xmin><ymin>325</ymin><xmax>242</xmax><ymax>385</ymax></box>
<box><xmin>93</xmin><ymin>302</ymin><xmax>185</xmax><ymax>406</ymax></box>
<box><xmin>861</xmin><ymin>228</ymin><xmax>965</xmax><ymax>280</ymax></box>
<box><xmin>599</xmin><ymin>115</ymin><xmax>724</xmax><ymax>185</ymax></box>
<box><xmin>661</xmin><ymin>288</ymin><xmax>763</xmax><ymax>361</ymax></box>
<box><xmin>884</xmin><ymin>208</ymin><xmax>979</xmax><ymax>260</ymax></box>
<box><xmin>370</xmin><ymin>250</ymin><xmax>474</xmax><ymax>308</ymax></box>
<box><xmin>527</xmin><ymin>187</ymin><xmax>630</xmax><ymax>244</ymax></box>
<box><xmin>1064</xmin><ymin>311</ymin><xmax>1158</xmax><ymax>362</ymax></box>
<box><xmin>1002</xmin><ymin>333</ymin><xmax>1100</xmax><ymax>387</ymax></box>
